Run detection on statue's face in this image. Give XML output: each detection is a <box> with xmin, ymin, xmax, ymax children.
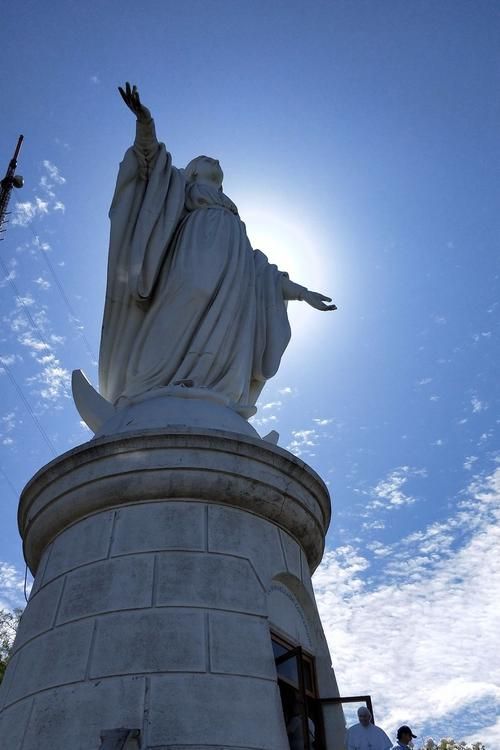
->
<box><xmin>189</xmin><ymin>156</ymin><xmax>223</xmax><ymax>188</ymax></box>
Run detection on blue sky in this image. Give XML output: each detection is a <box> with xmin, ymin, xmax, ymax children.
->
<box><xmin>1</xmin><ymin>1</ymin><xmax>499</xmax><ymax>746</ymax></box>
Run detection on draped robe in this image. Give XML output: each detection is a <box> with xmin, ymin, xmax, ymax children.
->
<box><xmin>99</xmin><ymin>141</ymin><xmax>292</xmax><ymax>417</ymax></box>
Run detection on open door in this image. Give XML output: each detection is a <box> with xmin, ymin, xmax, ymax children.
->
<box><xmin>272</xmin><ymin>632</ymin><xmax>324</xmax><ymax>750</ymax></box>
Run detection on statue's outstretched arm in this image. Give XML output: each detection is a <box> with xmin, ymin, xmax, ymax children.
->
<box><xmin>119</xmin><ymin>82</ymin><xmax>159</xmax><ymax>177</ymax></box>
<box><xmin>282</xmin><ymin>276</ymin><xmax>337</xmax><ymax>312</ymax></box>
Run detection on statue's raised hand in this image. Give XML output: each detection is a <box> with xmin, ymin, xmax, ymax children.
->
<box><xmin>118</xmin><ymin>82</ymin><xmax>151</xmax><ymax>121</ymax></box>
<box><xmin>302</xmin><ymin>290</ymin><xmax>337</xmax><ymax>312</ymax></box>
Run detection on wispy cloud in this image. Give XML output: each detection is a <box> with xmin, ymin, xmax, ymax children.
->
<box><xmin>0</xmin><ymin>411</ymin><xmax>18</xmax><ymax>446</ymax></box>
<box><xmin>0</xmin><ymin>562</ymin><xmax>26</xmax><ymax>610</ymax></box>
<box><xmin>11</xmin><ymin>160</ymin><xmax>66</xmax><ymax>227</ymax></box>
<box><xmin>464</xmin><ymin>455</ymin><xmax>478</xmax><ymax>471</ymax></box>
<box><xmin>42</xmin><ymin>160</ymin><xmax>66</xmax><ymax>185</ymax></box>
<box><xmin>33</xmin><ymin>276</ymin><xmax>51</xmax><ymax>290</ymax></box>
<box><xmin>12</xmin><ymin>198</ymin><xmax>49</xmax><ymax>227</ymax></box>
<box><xmin>314</xmin><ymin>463</ymin><xmax>500</xmax><ymax>746</ymax></box>
<box><xmin>367</xmin><ymin>466</ymin><xmax>427</xmax><ymax>511</ymax></box>
<box><xmin>0</xmin><ymin>260</ymin><xmax>17</xmax><ymax>287</ymax></box>
<box><xmin>471</xmin><ymin>396</ymin><xmax>488</xmax><ymax>414</ymax></box>
<box><xmin>28</xmin><ymin>353</ymin><xmax>70</xmax><ymax>402</ymax></box>
<box><xmin>278</xmin><ymin>386</ymin><xmax>297</xmax><ymax>396</ymax></box>
<box><xmin>362</xmin><ymin>519</ymin><xmax>386</xmax><ymax>531</ymax></box>
<box><xmin>287</xmin><ymin>428</ymin><xmax>319</xmax><ymax>457</ymax></box>
<box><xmin>262</xmin><ymin>400</ymin><xmax>282</xmax><ymax>410</ymax></box>
<box><xmin>17</xmin><ymin>332</ymin><xmax>50</xmax><ymax>352</ymax></box>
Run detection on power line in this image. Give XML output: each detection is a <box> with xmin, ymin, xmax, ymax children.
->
<box><xmin>0</xmin><ymin>255</ymin><xmax>52</xmax><ymax>353</ymax></box>
<box><xmin>0</xmin><ymin>360</ymin><xmax>56</xmax><ymax>456</ymax></box>
<box><xmin>0</xmin><ymin>465</ymin><xmax>19</xmax><ymax>499</ymax></box>
<box><xmin>30</xmin><ymin>229</ymin><xmax>97</xmax><ymax>364</ymax></box>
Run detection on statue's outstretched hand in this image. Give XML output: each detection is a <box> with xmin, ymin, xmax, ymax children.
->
<box><xmin>302</xmin><ymin>290</ymin><xmax>337</xmax><ymax>312</ymax></box>
<box><xmin>118</xmin><ymin>82</ymin><xmax>151</xmax><ymax>121</ymax></box>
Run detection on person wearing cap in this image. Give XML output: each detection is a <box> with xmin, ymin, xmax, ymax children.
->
<box><xmin>345</xmin><ymin>706</ymin><xmax>392</xmax><ymax>750</ymax></box>
<box><xmin>391</xmin><ymin>725</ymin><xmax>418</xmax><ymax>748</ymax></box>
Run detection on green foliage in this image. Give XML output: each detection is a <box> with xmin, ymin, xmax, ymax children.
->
<box><xmin>418</xmin><ymin>739</ymin><xmax>486</xmax><ymax>750</ymax></box>
<box><xmin>0</xmin><ymin>608</ymin><xmax>22</xmax><ymax>684</ymax></box>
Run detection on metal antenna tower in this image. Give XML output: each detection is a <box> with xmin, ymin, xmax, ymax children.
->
<box><xmin>0</xmin><ymin>135</ymin><xmax>24</xmax><ymax>240</ymax></box>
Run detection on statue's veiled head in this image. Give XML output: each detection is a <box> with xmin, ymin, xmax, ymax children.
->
<box><xmin>184</xmin><ymin>155</ymin><xmax>223</xmax><ymax>190</ymax></box>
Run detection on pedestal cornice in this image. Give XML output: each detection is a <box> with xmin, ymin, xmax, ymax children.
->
<box><xmin>19</xmin><ymin>428</ymin><xmax>331</xmax><ymax>574</ymax></box>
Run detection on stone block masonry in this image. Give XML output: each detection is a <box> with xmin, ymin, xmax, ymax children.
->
<box><xmin>0</xmin><ymin>429</ymin><xmax>343</xmax><ymax>749</ymax></box>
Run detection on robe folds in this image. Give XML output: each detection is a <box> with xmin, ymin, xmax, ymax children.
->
<box><xmin>99</xmin><ymin>143</ymin><xmax>291</xmax><ymax>416</ymax></box>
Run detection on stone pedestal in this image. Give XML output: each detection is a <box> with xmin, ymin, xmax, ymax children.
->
<box><xmin>0</xmin><ymin>429</ymin><xmax>343</xmax><ymax>749</ymax></box>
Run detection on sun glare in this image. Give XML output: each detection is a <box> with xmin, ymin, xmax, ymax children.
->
<box><xmin>239</xmin><ymin>196</ymin><xmax>333</xmax><ymax>339</ymax></box>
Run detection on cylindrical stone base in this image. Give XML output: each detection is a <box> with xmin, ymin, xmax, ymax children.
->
<box><xmin>0</xmin><ymin>429</ymin><xmax>343</xmax><ymax>749</ymax></box>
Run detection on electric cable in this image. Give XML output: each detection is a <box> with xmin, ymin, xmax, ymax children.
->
<box><xmin>0</xmin><ymin>466</ymin><xmax>18</xmax><ymax>498</ymax></box>
<box><xmin>30</xmin><ymin>228</ymin><xmax>97</xmax><ymax>364</ymax></box>
<box><xmin>0</xmin><ymin>360</ymin><xmax>56</xmax><ymax>456</ymax></box>
<box><xmin>0</xmin><ymin>255</ymin><xmax>52</xmax><ymax>352</ymax></box>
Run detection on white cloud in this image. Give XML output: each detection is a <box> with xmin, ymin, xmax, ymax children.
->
<box><xmin>0</xmin><ymin>265</ymin><xmax>17</xmax><ymax>287</ymax></box>
<box><xmin>473</xmin><ymin>332</ymin><xmax>492</xmax><ymax>342</ymax></box>
<box><xmin>314</xmin><ymin>418</ymin><xmax>333</xmax><ymax>426</ymax></box>
<box><xmin>471</xmin><ymin>397</ymin><xmax>487</xmax><ymax>414</ymax></box>
<box><xmin>33</xmin><ymin>276</ymin><xmax>51</xmax><ymax>290</ymax></box>
<box><xmin>367</xmin><ymin>466</ymin><xmax>426</xmax><ymax>511</ymax></box>
<box><xmin>18</xmin><ymin>332</ymin><xmax>51</xmax><ymax>352</ymax></box>
<box><xmin>0</xmin><ymin>354</ymin><xmax>17</xmax><ymax>366</ymax></box>
<box><xmin>15</xmin><ymin>294</ymin><xmax>35</xmax><ymax>308</ymax></box>
<box><xmin>90</xmin><ymin>74</ymin><xmax>100</xmax><ymax>84</ymax></box>
<box><xmin>1</xmin><ymin>412</ymin><xmax>17</xmax><ymax>433</ymax></box>
<box><xmin>465</xmin><ymin>717</ymin><xmax>500</xmax><ymax>749</ymax></box>
<box><xmin>250</xmin><ymin>414</ymin><xmax>278</xmax><ymax>429</ymax></box>
<box><xmin>314</xmin><ymin>465</ymin><xmax>500</xmax><ymax>747</ymax></box>
<box><xmin>39</xmin><ymin>366</ymin><xmax>70</xmax><ymax>400</ymax></box>
<box><xmin>39</xmin><ymin>175</ymin><xmax>55</xmax><ymax>198</ymax></box>
<box><xmin>262</xmin><ymin>400</ymin><xmax>282</xmax><ymax>410</ymax></box>
<box><xmin>29</xmin><ymin>353</ymin><xmax>70</xmax><ymax>402</ymax></box>
<box><xmin>12</xmin><ymin>197</ymin><xmax>49</xmax><ymax>227</ymax></box>
<box><xmin>0</xmin><ymin>562</ymin><xmax>26</xmax><ymax>610</ymax></box>
<box><xmin>464</xmin><ymin>456</ymin><xmax>478</xmax><ymax>471</ymax></box>
<box><xmin>50</xmin><ymin>333</ymin><xmax>66</xmax><ymax>345</ymax></box>
<box><xmin>362</xmin><ymin>519</ymin><xmax>385</xmax><ymax>531</ymax></box>
<box><xmin>42</xmin><ymin>160</ymin><xmax>66</xmax><ymax>185</ymax></box>
<box><xmin>32</xmin><ymin>236</ymin><xmax>50</xmax><ymax>253</ymax></box>
<box><xmin>11</xmin><ymin>162</ymin><xmax>66</xmax><ymax>229</ymax></box>
<box><xmin>287</xmin><ymin>428</ymin><xmax>319</xmax><ymax>457</ymax></box>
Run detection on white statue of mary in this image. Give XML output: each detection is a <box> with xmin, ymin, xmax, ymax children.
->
<box><xmin>73</xmin><ymin>83</ymin><xmax>336</xmax><ymax>436</ymax></box>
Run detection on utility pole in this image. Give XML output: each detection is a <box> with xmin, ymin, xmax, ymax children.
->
<box><xmin>0</xmin><ymin>135</ymin><xmax>24</xmax><ymax>240</ymax></box>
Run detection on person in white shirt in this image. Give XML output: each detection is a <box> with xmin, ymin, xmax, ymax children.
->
<box><xmin>345</xmin><ymin>706</ymin><xmax>392</xmax><ymax>750</ymax></box>
<box><xmin>391</xmin><ymin>725</ymin><xmax>417</xmax><ymax>749</ymax></box>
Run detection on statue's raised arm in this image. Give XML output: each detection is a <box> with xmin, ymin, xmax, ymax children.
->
<box><xmin>118</xmin><ymin>82</ymin><xmax>152</xmax><ymax>122</ymax></box>
<box><xmin>117</xmin><ymin>82</ymin><xmax>159</xmax><ymax>180</ymax></box>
